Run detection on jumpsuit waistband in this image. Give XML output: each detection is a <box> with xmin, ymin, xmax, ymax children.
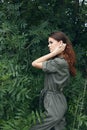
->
<box><xmin>39</xmin><ymin>88</ymin><xmax>63</xmax><ymax>109</ymax></box>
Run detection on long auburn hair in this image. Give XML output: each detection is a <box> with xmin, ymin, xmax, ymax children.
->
<box><xmin>49</xmin><ymin>31</ymin><xmax>76</xmax><ymax>76</ymax></box>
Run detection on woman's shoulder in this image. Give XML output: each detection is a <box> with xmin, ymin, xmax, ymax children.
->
<box><xmin>54</xmin><ymin>57</ymin><xmax>69</xmax><ymax>68</ymax></box>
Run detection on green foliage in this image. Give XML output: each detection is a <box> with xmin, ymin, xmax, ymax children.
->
<box><xmin>65</xmin><ymin>72</ymin><xmax>87</xmax><ymax>130</ymax></box>
<box><xmin>0</xmin><ymin>0</ymin><xmax>86</xmax><ymax>130</ymax></box>
<box><xmin>0</xmin><ymin>110</ymin><xmax>46</xmax><ymax>130</ymax></box>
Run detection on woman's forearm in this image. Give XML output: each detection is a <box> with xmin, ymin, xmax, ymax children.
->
<box><xmin>32</xmin><ymin>52</ymin><xmax>55</xmax><ymax>68</ymax></box>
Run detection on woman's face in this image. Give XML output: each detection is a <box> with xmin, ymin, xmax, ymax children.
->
<box><xmin>48</xmin><ymin>37</ymin><xmax>61</xmax><ymax>52</ymax></box>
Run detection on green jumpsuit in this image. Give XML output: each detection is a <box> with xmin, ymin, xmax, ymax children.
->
<box><xmin>30</xmin><ymin>57</ymin><xmax>70</xmax><ymax>130</ymax></box>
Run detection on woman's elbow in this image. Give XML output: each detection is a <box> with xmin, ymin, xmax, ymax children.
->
<box><xmin>32</xmin><ymin>61</ymin><xmax>36</xmax><ymax>67</ymax></box>
<box><xmin>31</xmin><ymin>62</ymin><xmax>42</xmax><ymax>69</ymax></box>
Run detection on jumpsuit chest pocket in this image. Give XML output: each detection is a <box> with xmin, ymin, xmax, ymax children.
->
<box><xmin>44</xmin><ymin>93</ymin><xmax>52</xmax><ymax>109</ymax></box>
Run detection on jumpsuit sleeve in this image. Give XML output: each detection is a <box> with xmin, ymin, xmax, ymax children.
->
<box><xmin>42</xmin><ymin>58</ymin><xmax>60</xmax><ymax>73</ymax></box>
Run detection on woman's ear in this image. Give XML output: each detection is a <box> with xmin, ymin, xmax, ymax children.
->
<box><xmin>59</xmin><ymin>40</ymin><xmax>63</xmax><ymax>45</ymax></box>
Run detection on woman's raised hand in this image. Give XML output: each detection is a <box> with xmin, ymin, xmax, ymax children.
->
<box><xmin>52</xmin><ymin>41</ymin><xmax>66</xmax><ymax>56</ymax></box>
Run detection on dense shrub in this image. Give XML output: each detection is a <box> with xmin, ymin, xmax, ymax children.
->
<box><xmin>0</xmin><ymin>0</ymin><xmax>87</xmax><ymax>130</ymax></box>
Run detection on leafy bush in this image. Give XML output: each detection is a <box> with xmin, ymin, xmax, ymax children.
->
<box><xmin>0</xmin><ymin>1</ymin><xmax>86</xmax><ymax>130</ymax></box>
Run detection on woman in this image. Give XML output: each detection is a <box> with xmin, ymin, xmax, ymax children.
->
<box><xmin>30</xmin><ymin>31</ymin><xmax>76</xmax><ymax>130</ymax></box>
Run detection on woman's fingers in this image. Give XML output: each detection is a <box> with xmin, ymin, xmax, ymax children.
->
<box><xmin>59</xmin><ymin>41</ymin><xmax>66</xmax><ymax>49</ymax></box>
<box><xmin>59</xmin><ymin>41</ymin><xmax>63</xmax><ymax>47</ymax></box>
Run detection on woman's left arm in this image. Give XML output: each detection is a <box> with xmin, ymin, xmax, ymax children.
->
<box><xmin>32</xmin><ymin>52</ymin><xmax>56</xmax><ymax>69</ymax></box>
<box><xmin>32</xmin><ymin>43</ymin><xmax>66</xmax><ymax>69</ymax></box>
